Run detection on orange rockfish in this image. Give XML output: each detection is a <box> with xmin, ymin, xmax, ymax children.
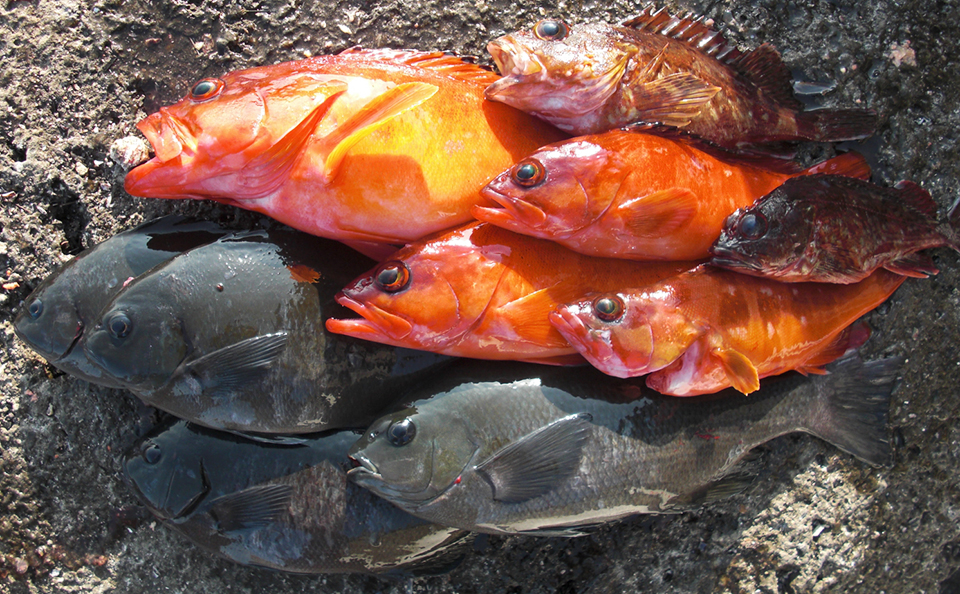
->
<box><xmin>475</xmin><ymin>127</ymin><xmax>870</xmax><ymax>261</ymax></box>
<box><xmin>325</xmin><ymin>222</ymin><xmax>695</xmax><ymax>363</ymax></box>
<box><xmin>550</xmin><ymin>265</ymin><xmax>905</xmax><ymax>395</ymax></box>
<box><xmin>125</xmin><ymin>49</ymin><xmax>567</xmax><ymax>247</ymax></box>
<box><xmin>485</xmin><ymin>7</ymin><xmax>876</xmax><ymax>155</ymax></box>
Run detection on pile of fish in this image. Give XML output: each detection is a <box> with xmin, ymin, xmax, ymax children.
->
<box><xmin>14</xmin><ymin>2</ymin><xmax>959</xmax><ymax>577</ymax></box>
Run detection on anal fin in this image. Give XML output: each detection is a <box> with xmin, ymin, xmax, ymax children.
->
<box><xmin>884</xmin><ymin>251</ymin><xmax>939</xmax><ymax>278</ymax></box>
<box><xmin>800</xmin><ymin>321</ymin><xmax>872</xmax><ymax>373</ymax></box>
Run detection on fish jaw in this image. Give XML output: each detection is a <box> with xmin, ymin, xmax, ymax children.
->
<box><xmin>549</xmin><ymin>307</ymin><xmax>641</xmax><ymax>378</ymax></box>
<box><xmin>136</xmin><ymin>109</ymin><xmax>197</xmax><ymax>163</ymax></box>
<box><xmin>474</xmin><ymin>187</ymin><xmax>549</xmax><ymax>232</ymax></box>
<box><xmin>707</xmin><ymin>244</ymin><xmax>767</xmax><ymax>276</ymax></box>
<box><xmin>326</xmin><ymin>293</ymin><xmax>414</xmax><ymax>346</ymax></box>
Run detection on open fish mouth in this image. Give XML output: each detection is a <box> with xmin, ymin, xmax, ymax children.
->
<box><xmin>347</xmin><ymin>453</ymin><xmax>381</xmax><ymax>479</ymax></box>
<box><xmin>549</xmin><ymin>307</ymin><xmax>635</xmax><ymax>378</ymax></box>
<box><xmin>474</xmin><ymin>187</ymin><xmax>548</xmax><ymax>230</ymax></box>
<box><xmin>136</xmin><ymin>109</ymin><xmax>198</xmax><ymax>163</ymax></box>
<box><xmin>487</xmin><ymin>37</ymin><xmax>545</xmax><ymax>80</ymax></box>
<box><xmin>327</xmin><ymin>293</ymin><xmax>414</xmax><ymax>342</ymax></box>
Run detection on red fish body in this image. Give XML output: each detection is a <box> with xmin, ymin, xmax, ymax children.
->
<box><xmin>125</xmin><ymin>49</ymin><xmax>567</xmax><ymax>245</ymax></box>
<box><xmin>325</xmin><ymin>222</ymin><xmax>696</xmax><ymax>363</ymax></box>
<box><xmin>475</xmin><ymin>128</ymin><xmax>869</xmax><ymax>261</ymax></box>
<box><xmin>485</xmin><ymin>7</ymin><xmax>876</xmax><ymax>155</ymax></box>
<box><xmin>550</xmin><ymin>265</ymin><xmax>905</xmax><ymax>395</ymax></box>
<box><xmin>710</xmin><ymin>174</ymin><xmax>960</xmax><ymax>283</ymax></box>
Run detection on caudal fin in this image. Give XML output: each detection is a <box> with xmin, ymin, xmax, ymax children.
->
<box><xmin>805</xmin><ymin>354</ymin><xmax>902</xmax><ymax>468</ymax></box>
<box><xmin>802</xmin><ymin>151</ymin><xmax>871</xmax><ymax>180</ymax></box>
<box><xmin>796</xmin><ymin>107</ymin><xmax>878</xmax><ymax>142</ymax></box>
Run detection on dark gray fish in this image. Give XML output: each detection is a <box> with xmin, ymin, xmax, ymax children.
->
<box><xmin>13</xmin><ymin>216</ymin><xmax>232</xmax><ymax>386</ymax></box>
<box><xmin>710</xmin><ymin>174</ymin><xmax>960</xmax><ymax>283</ymax></box>
<box><xmin>80</xmin><ymin>228</ymin><xmax>451</xmax><ymax>434</ymax></box>
<box><xmin>123</xmin><ymin>420</ymin><xmax>471</xmax><ymax>575</ymax></box>
<box><xmin>349</xmin><ymin>355</ymin><xmax>900</xmax><ymax>536</ymax></box>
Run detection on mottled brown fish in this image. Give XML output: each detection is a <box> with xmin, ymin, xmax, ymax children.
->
<box><xmin>710</xmin><ymin>175</ymin><xmax>960</xmax><ymax>283</ymax></box>
<box><xmin>485</xmin><ymin>6</ymin><xmax>876</xmax><ymax>155</ymax></box>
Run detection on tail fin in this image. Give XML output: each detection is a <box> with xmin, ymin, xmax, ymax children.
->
<box><xmin>796</xmin><ymin>107</ymin><xmax>879</xmax><ymax>142</ymax></box>
<box><xmin>805</xmin><ymin>354</ymin><xmax>902</xmax><ymax>468</ymax></box>
<box><xmin>803</xmin><ymin>151</ymin><xmax>871</xmax><ymax>180</ymax></box>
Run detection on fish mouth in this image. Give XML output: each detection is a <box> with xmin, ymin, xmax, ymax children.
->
<box><xmin>347</xmin><ymin>453</ymin><xmax>382</xmax><ymax>480</ymax></box>
<box><xmin>326</xmin><ymin>293</ymin><xmax>414</xmax><ymax>343</ymax></box>
<box><xmin>473</xmin><ymin>187</ymin><xmax>548</xmax><ymax>230</ymax></box>
<box><xmin>549</xmin><ymin>307</ymin><xmax>633</xmax><ymax>379</ymax></box>
<box><xmin>136</xmin><ymin>109</ymin><xmax>198</xmax><ymax>164</ymax></box>
<box><xmin>707</xmin><ymin>245</ymin><xmax>762</xmax><ymax>273</ymax></box>
<box><xmin>485</xmin><ymin>38</ymin><xmax>547</xmax><ymax>102</ymax></box>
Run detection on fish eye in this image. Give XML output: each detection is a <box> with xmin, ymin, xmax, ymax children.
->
<box><xmin>592</xmin><ymin>295</ymin><xmax>625</xmax><ymax>322</ymax></box>
<box><xmin>533</xmin><ymin>19</ymin><xmax>570</xmax><ymax>41</ymax></box>
<box><xmin>738</xmin><ymin>212</ymin><xmax>767</xmax><ymax>239</ymax></box>
<box><xmin>107</xmin><ymin>312</ymin><xmax>132</xmax><ymax>339</ymax></box>
<box><xmin>386</xmin><ymin>418</ymin><xmax>417</xmax><ymax>447</ymax></box>
<box><xmin>189</xmin><ymin>78</ymin><xmax>225</xmax><ymax>102</ymax></box>
<box><xmin>141</xmin><ymin>442</ymin><xmax>162</xmax><ymax>465</ymax></box>
<box><xmin>27</xmin><ymin>298</ymin><xmax>43</xmax><ymax>319</ymax></box>
<box><xmin>374</xmin><ymin>261</ymin><xmax>411</xmax><ymax>293</ymax></box>
<box><xmin>511</xmin><ymin>159</ymin><xmax>546</xmax><ymax>187</ymax></box>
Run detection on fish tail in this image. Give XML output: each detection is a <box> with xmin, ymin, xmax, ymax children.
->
<box><xmin>796</xmin><ymin>107</ymin><xmax>878</xmax><ymax>143</ymax></box>
<box><xmin>803</xmin><ymin>354</ymin><xmax>902</xmax><ymax>468</ymax></box>
<box><xmin>802</xmin><ymin>151</ymin><xmax>871</xmax><ymax>180</ymax></box>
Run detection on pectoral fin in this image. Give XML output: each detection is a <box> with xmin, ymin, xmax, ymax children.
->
<box><xmin>712</xmin><ymin>347</ymin><xmax>759</xmax><ymax>394</ymax></box>
<box><xmin>496</xmin><ymin>288</ymin><xmax>570</xmax><ymax>349</ymax></box>
<box><xmin>616</xmin><ymin>187</ymin><xmax>698</xmax><ymax>236</ymax></box>
<box><xmin>183</xmin><ymin>332</ymin><xmax>289</xmax><ymax>394</ymax></box>
<box><xmin>630</xmin><ymin>72</ymin><xmax>720</xmax><ymax>128</ymax></box>
<box><xmin>475</xmin><ymin>413</ymin><xmax>593</xmax><ymax>503</ymax></box>
<box><xmin>208</xmin><ymin>484</ymin><xmax>293</xmax><ymax>533</ymax></box>
<box><xmin>323</xmin><ymin>82</ymin><xmax>439</xmax><ymax>180</ymax></box>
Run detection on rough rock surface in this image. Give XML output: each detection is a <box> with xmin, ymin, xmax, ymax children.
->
<box><xmin>1</xmin><ymin>0</ymin><xmax>958</xmax><ymax>592</ymax></box>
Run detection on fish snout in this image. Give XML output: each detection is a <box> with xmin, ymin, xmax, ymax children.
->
<box><xmin>475</xmin><ymin>187</ymin><xmax>548</xmax><ymax>230</ymax></box>
<box><xmin>327</xmin><ymin>293</ymin><xmax>414</xmax><ymax>341</ymax></box>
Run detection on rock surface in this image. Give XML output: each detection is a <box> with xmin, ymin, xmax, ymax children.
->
<box><xmin>1</xmin><ymin>0</ymin><xmax>958</xmax><ymax>592</ymax></box>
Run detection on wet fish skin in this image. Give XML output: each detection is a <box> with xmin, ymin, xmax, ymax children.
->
<box><xmin>80</xmin><ymin>228</ymin><xmax>451</xmax><ymax>434</ymax></box>
<box><xmin>348</xmin><ymin>355</ymin><xmax>899</xmax><ymax>536</ymax></box>
<box><xmin>484</xmin><ymin>8</ymin><xmax>876</xmax><ymax>155</ymax></box>
<box><xmin>710</xmin><ymin>174</ymin><xmax>960</xmax><ymax>283</ymax></box>
<box><xmin>13</xmin><ymin>216</ymin><xmax>232</xmax><ymax>386</ymax></box>
<box><xmin>124</xmin><ymin>419</ymin><xmax>471</xmax><ymax>575</ymax></box>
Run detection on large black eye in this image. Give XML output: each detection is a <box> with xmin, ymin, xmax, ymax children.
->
<box><xmin>27</xmin><ymin>299</ymin><xmax>43</xmax><ymax>319</ymax></box>
<box><xmin>533</xmin><ymin>19</ymin><xmax>570</xmax><ymax>41</ymax></box>
<box><xmin>107</xmin><ymin>312</ymin><xmax>132</xmax><ymax>339</ymax></box>
<box><xmin>141</xmin><ymin>442</ymin><xmax>162</xmax><ymax>465</ymax></box>
<box><xmin>386</xmin><ymin>418</ymin><xmax>417</xmax><ymax>447</ymax></box>
<box><xmin>738</xmin><ymin>212</ymin><xmax>767</xmax><ymax>239</ymax></box>
<box><xmin>189</xmin><ymin>78</ymin><xmax>224</xmax><ymax>102</ymax></box>
<box><xmin>511</xmin><ymin>159</ymin><xmax>545</xmax><ymax>187</ymax></box>
<box><xmin>592</xmin><ymin>295</ymin><xmax>624</xmax><ymax>322</ymax></box>
<box><xmin>374</xmin><ymin>261</ymin><xmax>411</xmax><ymax>293</ymax></box>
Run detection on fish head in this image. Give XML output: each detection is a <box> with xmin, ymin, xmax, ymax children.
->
<box><xmin>710</xmin><ymin>184</ymin><xmax>808</xmax><ymax>278</ymax></box>
<box><xmin>550</xmin><ymin>289</ymin><xmax>697</xmax><ymax>378</ymax></box>
<box><xmin>81</xmin><ymin>276</ymin><xmax>188</xmax><ymax>392</ymax></box>
<box><xmin>14</xmin><ymin>259</ymin><xmax>86</xmax><ymax>367</ymax></box>
<box><xmin>326</xmin><ymin>225</ymin><xmax>511</xmax><ymax>352</ymax></box>
<box><xmin>485</xmin><ymin>21</ymin><xmax>633</xmax><ymax>129</ymax></box>
<box><xmin>477</xmin><ymin>139</ymin><xmax>628</xmax><ymax>238</ymax></box>
<box><xmin>348</xmin><ymin>404</ymin><xmax>478</xmax><ymax>509</ymax></box>
<box><xmin>123</xmin><ymin>422</ymin><xmax>211</xmax><ymax>522</ymax></box>
<box><xmin>124</xmin><ymin>63</ymin><xmax>346</xmax><ymax>202</ymax></box>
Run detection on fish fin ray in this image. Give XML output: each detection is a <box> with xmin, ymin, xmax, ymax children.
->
<box><xmin>795</xmin><ymin>108</ymin><xmax>878</xmax><ymax>142</ymax></box>
<box><xmin>668</xmin><ymin>471</ymin><xmax>756</xmax><ymax>508</ymax></box>
<box><xmin>475</xmin><ymin>413</ymin><xmax>593</xmax><ymax>503</ymax></box>
<box><xmin>616</xmin><ymin>187</ymin><xmax>698</xmax><ymax>236</ymax></box>
<box><xmin>944</xmin><ymin>195</ymin><xmax>960</xmax><ymax>251</ymax></box>
<box><xmin>802</xmin><ymin>152</ymin><xmax>871</xmax><ymax>180</ymax></box>
<box><xmin>893</xmin><ymin>180</ymin><xmax>939</xmax><ymax>219</ymax></box>
<box><xmin>712</xmin><ymin>347</ymin><xmax>759</xmax><ymax>394</ymax></box>
<box><xmin>496</xmin><ymin>288</ymin><xmax>571</xmax><ymax>349</ymax></box>
<box><xmin>182</xmin><ymin>332</ymin><xmax>289</xmax><ymax>393</ymax></box>
<box><xmin>622</xmin><ymin>6</ymin><xmax>743</xmax><ymax>62</ymax></box>
<box><xmin>801</xmin><ymin>321</ymin><xmax>872</xmax><ymax>371</ymax></box>
<box><xmin>884</xmin><ymin>252</ymin><xmax>939</xmax><ymax>278</ymax></box>
<box><xmin>209</xmin><ymin>484</ymin><xmax>293</xmax><ymax>533</ymax></box>
<box><xmin>629</xmin><ymin>72</ymin><xmax>720</xmax><ymax>128</ymax></box>
<box><xmin>323</xmin><ymin>82</ymin><xmax>439</xmax><ymax>180</ymax></box>
<box><xmin>729</xmin><ymin>44</ymin><xmax>802</xmax><ymax>110</ymax></box>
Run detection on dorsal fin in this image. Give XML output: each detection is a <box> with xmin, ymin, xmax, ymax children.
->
<box><xmin>337</xmin><ymin>47</ymin><xmax>501</xmax><ymax>84</ymax></box>
<box><xmin>729</xmin><ymin>44</ymin><xmax>803</xmax><ymax>110</ymax></box>
<box><xmin>894</xmin><ymin>180</ymin><xmax>939</xmax><ymax>219</ymax></box>
<box><xmin>622</xmin><ymin>5</ymin><xmax>743</xmax><ymax>62</ymax></box>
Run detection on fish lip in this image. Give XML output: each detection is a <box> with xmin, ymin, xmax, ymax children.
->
<box><xmin>136</xmin><ymin>109</ymin><xmax>197</xmax><ymax>164</ymax></box>
<box><xmin>347</xmin><ymin>453</ymin><xmax>381</xmax><ymax>479</ymax></box>
<box><xmin>708</xmin><ymin>245</ymin><xmax>762</xmax><ymax>272</ymax></box>
<box><xmin>476</xmin><ymin>186</ymin><xmax>549</xmax><ymax>230</ymax></box>
<box><xmin>329</xmin><ymin>293</ymin><xmax>414</xmax><ymax>341</ymax></box>
<box><xmin>485</xmin><ymin>38</ymin><xmax>545</xmax><ymax>90</ymax></box>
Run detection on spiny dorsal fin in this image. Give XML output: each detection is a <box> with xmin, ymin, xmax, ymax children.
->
<box><xmin>729</xmin><ymin>44</ymin><xmax>803</xmax><ymax>110</ymax></box>
<box><xmin>622</xmin><ymin>4</ymin><xmax>743</xmax><ymax>62</ymax></box>
<box><xmin>338</xmin><ymin>47</ymin><xmax>501</xmax><ymax>84</ymax></box>
<box><xmin>894</xmin><ymin>180</ymin><xmax>939</xmax><ymax>219</ymax></box>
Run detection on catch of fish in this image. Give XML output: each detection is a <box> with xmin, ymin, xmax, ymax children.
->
<box><xmin>13</xmin><ymin>1</ymin><xmax>954</xmax><ymax>578</ymax></box>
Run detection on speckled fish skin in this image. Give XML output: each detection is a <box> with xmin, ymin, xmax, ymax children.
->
<box><xmin>484</xmin><ymin>7</ymin><xmax>876</xmax><ymax>153</ymax></box>
<box><xmin>474</xmin><ymin>129</ymin><xmax>869</xmax><ymax>261</ymax></box>
<box><xmin>325</xmin><ymin>222</ymin><xmax>696</xmax><ymax>363</ymax></box>
<box><xmin>124</xmin><ymin>48</ymin><xmax>567</xmax><ymax>246</ymax></box>
<box><xmin>710</xmin><ymin>174</ymin><xmax>960</xmax><ymax>283</ymax></box>
<box><xmin>550</xmin><ymin>265</ymin><xmax>905</xmax><ymax>395</ymax></box>
<box><xmin>124</xmin><ymin>419</ymin><xmax>471</xmax><ymax>575</ymax></box>
<box><xmin>13</xmin><ymin>215</ymin><xmax>232</xmax><ymax>387</ymax></box>
<box><xmin>347</xmin><ymin>355</ymin><xmax>898</xmax><ymax>536</ymax></box>
<box><xmin>79</xmin><ymin>228</ymin><xmax>451</xmax><ymax>434</ymax></box>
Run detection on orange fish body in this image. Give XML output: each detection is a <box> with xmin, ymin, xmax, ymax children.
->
<box><xmin>125</xmin><ymin>49</ymin><xmax>567</xmax><ymax>245</ymax></box>
<box><xmin>550</xmin><ymin>265</ymin><xmax>905</xmax><ymax>395</ymax></box>
<box><xmin>325</xmin><ymin>222</ymin><xmax>696</xmax><ymax>362</ymax></box>
<box><xmin>475</xmin><ymin>128</ymin><xmax>870</xmax><ymax>261</ymax></box>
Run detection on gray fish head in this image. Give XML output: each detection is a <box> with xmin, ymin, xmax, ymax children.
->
<box><xmin>14</xmin><ymin>259</ymin><xmax>84</xmax><ymax>364</ymax></box>
<box><xmin>348</xmin><ymin>406</ymin><xmax>477</xmax><ymax>509</ymax></box>
<box><xmin>709</xmin><ymin>196</ymin><xmax>801</xmax><ymax>277</ymax></box>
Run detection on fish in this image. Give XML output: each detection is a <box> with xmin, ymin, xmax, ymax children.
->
<box><xmin>124</xmin><ymin>419</ymin><xmax>472</xmax><ymax>575</ymax></box>
<box><xmin>325</xmin><ymin>222</ymin><xmax>696</xmax><ymax>363</ymax></box>
<box><xmin>474</xmin><ymin>127</ymin><xmax>870</xmax><ymax>261</ymax></box>
<box><xmin>484</xmin><ymin>7</ymin><xmax>877</xmax><ymax>155</ymax></box>
<box><xmin>550</xmin><ymin>265</ymin><xmax>905</xmax><ymax>395</ymax></box>
<box><xmin>79</xmin><ymin>227</ymin><xmax>452</xmax><ymax>435</ymax></box>
<box><xmin>347</xmin><ymin>354</ymin><xmax>900</xmax><ymax>536</ymax></box>
<box><xmin>13</xmin><ymin>215</ymin><xmax>232</xmax><ymax>386</ymax></box>
<box><xmin>124</xmin><ymin>48</ymin><xmax>567</xmax><ymax>249</ymax></box>
<box><xmin>710</xmin><ymin>174</ymin><xmax>960</xmax><ymax>283</ymax></box>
